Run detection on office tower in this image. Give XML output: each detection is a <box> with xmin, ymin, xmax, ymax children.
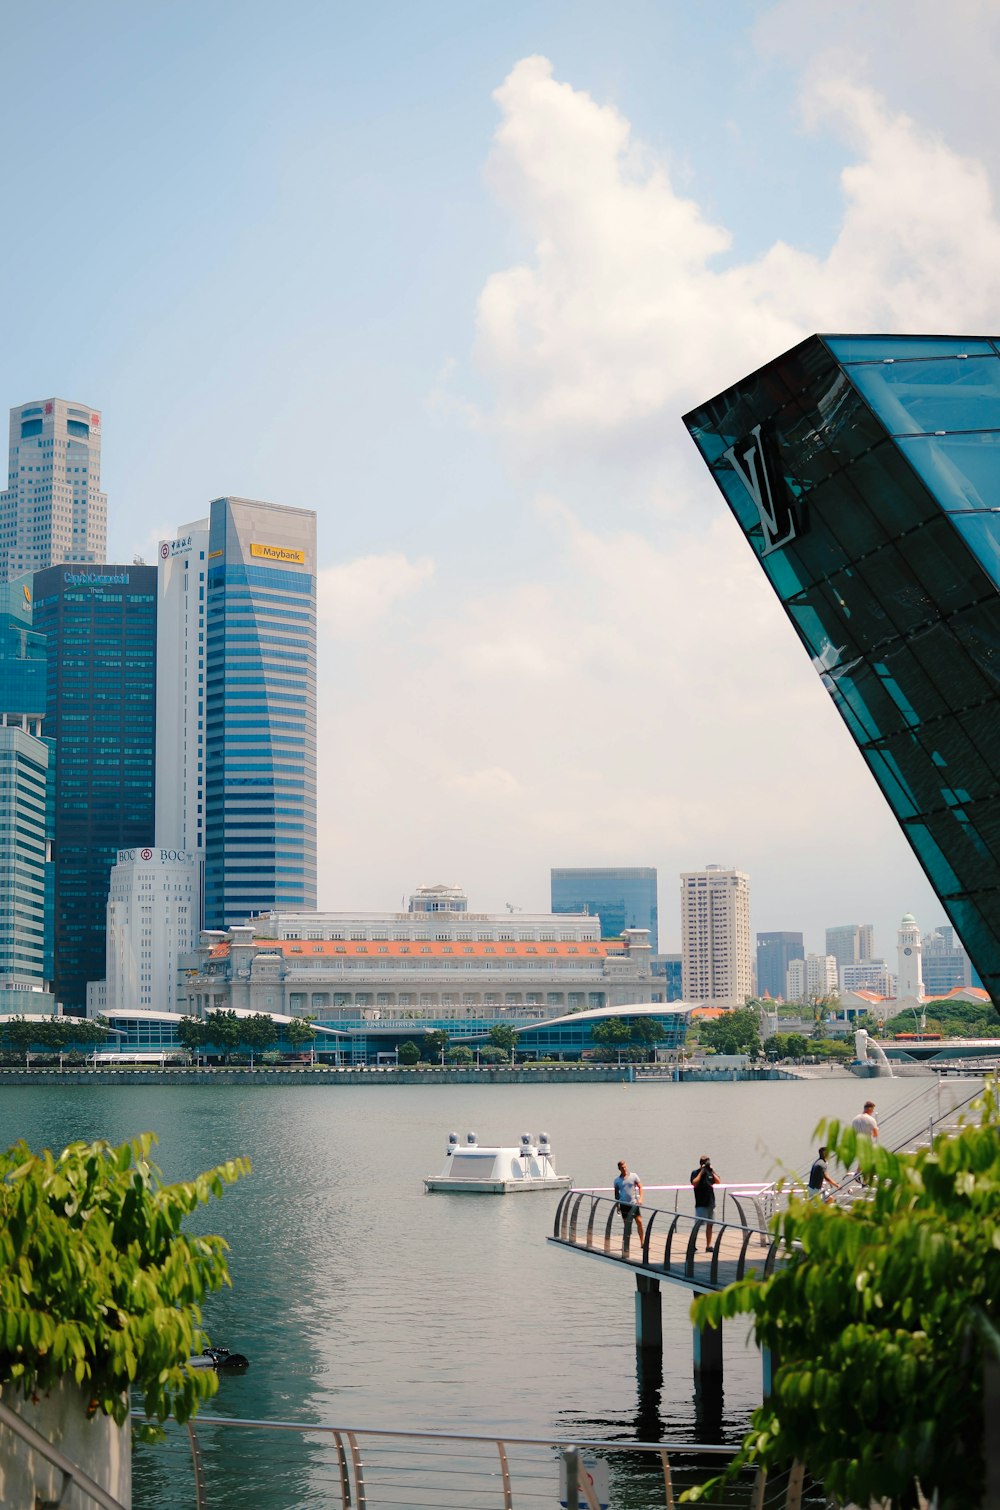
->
<box><xmin>826</xmin><ymin>923</ymin><xmax>876</xmax><ymax>985</ymax></box>
<box><xmin>756</xmin><ymin>931</ymin><xmax>804</xmax><ymax>1000</ymax></box>
<box><xmin>0</xmin><ymin>400</ymin><xmax>107</xmax><ymax>581</ymax></box>
<box><xmin>650</xmin><ymin>953</ymin><xmax>683</xmax><ymax>1000</ymax></box>
<box><xmin>684</xmin><ymin>334</ymin><xmax>1000</xmax><ymax>1006</ymax></box>
<box><xmin>204</xmin><ymin>497</ymin><xmax>316</xmax><ymax>930</ymax></box>
<box><xmin>0</xmin><ymin>580</ymin><xmax>50</xmax><ymax>1005</ymax></box>
<box><xmin>680</xmin><ymin>863</ymin><xmax>751</xmax><ymax>1005</ymax></box>
<box><xmin>786</xmin><ymin>953</ymin><xmax>838</xmax><ymax>1002</ymax></box>
<box><xmin>156</xmin><ymin>520</ymin><xmax>210</xmax><ymax>917</ymax></box>
<box><xmin>922</xmin><ymin>925</ymin><xmax>974</xmax><ymax>997</ymax></box>
<box><xmin>33</xmin><ymin>564</ymin><xmax>157</xmax><ymax>1009</ymax></box>
<box><xmin>105</xmin><ymin>846</ymin><xmax>197</xmax><ymax>1015</ymax></box>
<box><xmin>551</xmin><ymin>866</ymin><xmax>658</xmax><ymax>950</ymax></box>
<box><xmin>841</xmin><ymin>960</ymin><xmax>895</xmax><ymax>995</ymax></box>
<box><xmin>897</xmin><ymin>914</ymin><xmax>925</xmax><ymax>998</ymax></box>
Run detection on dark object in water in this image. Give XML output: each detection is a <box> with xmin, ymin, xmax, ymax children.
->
<box><xmin>188</xmin><ymin>1346</ymin><xmax>249</xmax><ymax>1371</ymax></box>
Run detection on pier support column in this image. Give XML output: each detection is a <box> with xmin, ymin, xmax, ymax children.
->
<box><xmin>692</xmin><ymin>1307</ymin><xmax>723</xmax><ymax>1378</ymax></box>
<box><xmin>693</xmin><ymin>1295</ymin><xmax>724</xmax><ymax>1430</ymax></box>
<box><xmin>634</xmin><ymin>1275</ymin><xmax>662</xmax><ymax>1353</ymax></box>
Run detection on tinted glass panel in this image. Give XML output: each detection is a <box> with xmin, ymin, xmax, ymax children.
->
<box><xmin>824</xmin><ymin>336</ymin><xmax>995</xmax><ymax>362</ymax></box>
<box><xmin>950</xmin><ymin>515</ymin><xmax>1000</xmax><ymax>591</ymax></box>
<box><xmin>848</xmin><ymin>354</ymin><xmax>1000</xmax><ymax>435</ymax></box>
<box><xmin>896</xmin><ymin>431</ymin><xmax>1000</xmax><ymax>512</ymax></box>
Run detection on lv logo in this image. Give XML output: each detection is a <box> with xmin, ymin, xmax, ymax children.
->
<box><xmin>723</xmin><ymin>424</ymin><xmax>796</xmax><ymax>555</ymax></box>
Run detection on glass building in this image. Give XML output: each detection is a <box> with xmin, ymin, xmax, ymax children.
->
<box><xmin>204</xmin><ymin>497</ymin><xmax>317</xmax><ymax>929</ymax></box>
<box><xmin>551</xmin><ymin>866</ymin><xmax>658</xmax><ymax>950</ymax></box>
<box><xmin>33</xmin><ymin>564</ymin><xmax>157</xmax><ymax>1010</ymax></box>
<box><xmin>756</xmin><ymin>931</ymin><xmax>804</xmax><ymax>1001</ymax></box>
<box><xmin>684</xmin><ymin>334</ymin><xmax>1000</xmax><ymax>1006</ymax></box>
<box><xmin>0</xmin><ymin>580</ymin><xmax>51</xmax><ymax>1001</ymax></box>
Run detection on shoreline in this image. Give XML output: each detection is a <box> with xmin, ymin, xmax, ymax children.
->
<box><xmin>0</xmin><ymin>1064</ymin><xmax>848</xmax><ymax>1087</ymax></box>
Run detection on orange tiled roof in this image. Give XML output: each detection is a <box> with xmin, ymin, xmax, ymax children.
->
<box><xmin>209</xmin><ymin>938</ymin><xmax>616</xmax><ymax>961</ymax></box>
<box><xmin>690</xmin><ymin>1006</ymin><xmax>728</xmax><ymax>1020</ymax></box>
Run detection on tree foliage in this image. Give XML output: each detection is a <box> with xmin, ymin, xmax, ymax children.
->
<box><xmin>421</xmin><ymin>1029</ymin><xmax>449</xmax><ymax>1062</ymax></box>
<box><xmin>205</xmin><ymin>1009</ymin><xmax>242</xmax><ymax>1060</ymax></box>
<box><xmin>762</xmin><ymin>1032</ymin><xmax>809</xmax><ymax>1061</ymax></box>
<box><xmin>696</xmin><ymin>1004</ymin><xmax>762</xmax><ymax>1057</ymax></box>
<box><xmin>0</xmin><ymin>1133</ymin><xmax>249</xmax><ymax>1430</ymax></box>
<box><xmin>687</xmin><ymin>1087</ymin><xmax>1000</xmax><ymax>1510</ymax></box>
<box><xmin>396</xmin><ymin>1040</ymin><xmax>420</xmax><ymax>1065</ymax></box>
<box><xmin>488</xmin><ymin>1023</ymin><xmax>517</xmax><ymax>1054</ymax></box>
<box><xmin>284</xmin><ymin>1016</ymin><xmax>317</xmax><ymax>1054</ymax></box>
<box><xmin>238</xmin><ymin>1012</ymin><xmax>278</xmax><ymax>1066</ymax></box>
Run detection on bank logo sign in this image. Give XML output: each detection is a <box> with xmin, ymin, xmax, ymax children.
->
<box><xmin>159</xmin><ymin>535</ymin><xmax>193</xmax><ymax>560</ymax></box>
<box><xmin>723</xmin><ymin>423</ymin><xmax>797</xmax><ymax>555</ymax></box>
<box><xmin>250</xmin><ymin>542</ymin><xmax>305</xmax><ymax>565</ymax></box>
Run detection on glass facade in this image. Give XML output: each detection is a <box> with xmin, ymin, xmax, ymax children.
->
<box><xmin>756</xmin><ymin>932</ymin><xmax>804</xmax><ymax>1001</ymax></box>
<box><xmin>204</xmin><ymin>498</ymin><xmax>317</xmax><ymax>929</ymax></box>
<box><xmin>551</xmin><ymin>866</ymin><xmax>659</xmax><ymax>950</ymax></box>
<box><xmin>33</xmin><ymin>565</ymin><xmax>157</xmax><ymax>1010</ymax></box>
<box><xmin>684</xmin><ymin>334</ymin><xmax>1000</xmax><ymax>1006</ymax></box>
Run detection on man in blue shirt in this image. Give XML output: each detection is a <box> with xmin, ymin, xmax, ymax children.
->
<box><xmin>614</xmin><ymin>1160</ymin><xmax>645</xmax><ymax>1244</ymax></box>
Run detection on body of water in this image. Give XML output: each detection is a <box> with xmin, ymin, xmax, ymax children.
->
<box><xmin>0</xmin><ymin>1075</ymin><xmax>969</xmax><ymax>1507</ymax></box>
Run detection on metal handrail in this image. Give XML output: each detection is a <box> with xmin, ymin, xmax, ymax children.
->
<box><xmin>0</xmin><ymin>1397</ymin><xmax>128</xmax><ymax>1510</ymax></box>
<box><xmin>551</xmin><ymin>1189</ymin><xmax>782</xmax><ymax>1285</ymax></box>
<box><xmin>139</xmin><ymin>1415</ymin><xmax>794</xmax><ymax>1510</ymax></box>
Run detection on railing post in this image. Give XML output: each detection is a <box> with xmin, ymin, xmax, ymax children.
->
<box><xmin>563</xmin><ymin>1444</ymin><xmax>580</xmax><ymax>1508</ymax></box>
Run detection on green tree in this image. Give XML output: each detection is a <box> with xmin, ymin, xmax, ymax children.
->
<box><xmin>421</xmin><ymin>1029</ymin><xmax>449</xmax><ymax>1063</ymax></box>
<box><xmin>177</xmin><ymin>1015</ymin><xmax>212</xmax><ymax>1063</ymax></box>
<box><xmin>284</xmin><ymin>1016</ymin><xmax>317</xmax><ymax>1062</ymax></box>
<box><xmin>238</xmin><ymin>1012</ymin><xmax>278</xmax><ymax>1068</ymax></box>
<box><xmin>696</xmin><ymin>1004</ymin><xmax>762</xmax><ymax>1057</ymax></box>
<box><xmin>590</xmin><ymin>1017</ymin><xmax>632</xmax><ymax>1054</ymax></box>
<box><xmin>446</xmin><ymin>1045</ymin><xmax>474</xmax><ymax>1065</ymax></box>
<box><xmin>0</xmin><ymin>1016</ymin><xmax>38</xmax><ymax>1067</ymax></box>
<box><xmin>477</xmin><ymin>1046</ymin><xmax>509</xmax><ymax>1064</ymax></box>
<box><xmin>0</xmin><ymin>1133</ymin><xmax>248</xmax><ymax>1429</ymax></box>
<box><xmin>488</xmin><ymin>1023</ymin><xmax>518</xmax><ymax>1056</ymax></box>
<box><xmin>205</xmin><ymin>1009</ymin><xmax>242</xmax><ymax>1062</ymax></box>
<box><xmin>688</xmin><ymin>1087</ymin><xmax>1000</xmax><ymax>1510</ymax></box>
<box><xmin>63</xmin><ymin>1017</ymin><xmax>110</xmax><ymax>1057</ymax></box>
<box><xmin>397</xmin><ymin>1040</ymin><xmax>420</xmax><ymax>1065</ymax></box>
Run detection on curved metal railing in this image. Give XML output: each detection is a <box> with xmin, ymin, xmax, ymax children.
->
<box><xmin>0</xmin><ymin>1397</ymin><xmax>128</xmax><ymax>1510</ymax></box>
<box><xmin>550</xmin><ymin>1189</ymin><xmax>783</xmax><ymax>1288</ymax></box>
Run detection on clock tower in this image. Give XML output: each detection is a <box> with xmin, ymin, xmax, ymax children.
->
<box><xmin>896</xmin><ymin>914</ymin><xmax>924</xmax><ymax>999</ymax></box>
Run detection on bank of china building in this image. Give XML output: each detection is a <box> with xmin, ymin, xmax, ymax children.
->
<box><xmin>684</xmin><ymin>335</ymin><xmax>1000</xmax><ymax>1004</ymax></box>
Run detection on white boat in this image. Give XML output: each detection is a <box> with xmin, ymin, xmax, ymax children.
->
<box><xmin>424</xmin><ymin>1131</ymin><xmax>572</xmax><ymax>1194</ymax></box>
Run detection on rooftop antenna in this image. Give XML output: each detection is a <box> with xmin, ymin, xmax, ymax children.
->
<box><xmin>505</xmin><ymin>902</ymin><xmax>521</xmax><ymax>914</ymax></box>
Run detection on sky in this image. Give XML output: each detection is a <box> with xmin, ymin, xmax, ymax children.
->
<box><xmin>2</xmin><ymin>0</ymin><xmax>999</xmax><ymax>959</ymax></box>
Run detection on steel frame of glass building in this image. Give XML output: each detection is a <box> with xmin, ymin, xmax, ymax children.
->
<box><xmin>684</xmin><ymin>334</ymin><xmax>1000</xmax><ymax>1007</ymax></box>
<box><xmin>551</xmin><ymin>866</ymin><xmax>659</xmax><ymax>950</ymax></box>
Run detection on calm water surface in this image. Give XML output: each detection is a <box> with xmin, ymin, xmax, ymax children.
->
<box><xmin>0</xmin><ymin>1076</ymin><xmax>952</xmax><ymax>1506</ymax></box>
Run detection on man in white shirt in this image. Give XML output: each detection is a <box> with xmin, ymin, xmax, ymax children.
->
<box><xmin>613</xmin><ymin>1160</ymin><xmax>645</xmax><ymax>1243</ymax></box>
<box><xmin>851</xmin><ymin>1100</ymin><xmax>878</xmax><ymax>1185</ymax></box>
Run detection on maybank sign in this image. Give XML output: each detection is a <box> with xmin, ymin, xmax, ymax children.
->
<box><xmin>117</xmin><ymin>847</ymin><xmax>193</xmax><ymax>866</ymax></box>
<box><xmin>250</xmin><ymin>542</ymin><xmax>305</xmax><ymax>565</ymax></box>
<box><xmin>64</xmin><ymin>571</ymin><xmax>129</xmax><ymax>587</ymax></box>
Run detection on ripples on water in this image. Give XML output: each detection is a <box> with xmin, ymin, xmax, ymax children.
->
<box><xmin>0</xmin><ymin>1076</ymin><xmax>943</xmax><ymax>1507</ymax></box>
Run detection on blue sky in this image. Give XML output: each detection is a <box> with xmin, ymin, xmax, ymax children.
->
<box><xmin>2</xmin><ymin>1</ymin><xmax>998</xmax><ymax>960</ymax></box>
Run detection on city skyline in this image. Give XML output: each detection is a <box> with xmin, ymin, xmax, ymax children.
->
<box><xmin>1</xmin><ymin>3</ymin><xmax>995</xmax><ymax>959</ymax></box>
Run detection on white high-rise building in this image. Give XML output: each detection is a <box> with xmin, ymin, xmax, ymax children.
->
<box><xmin>104</xmin><ymin>847</ymin><xmax>198</xmax><ymax>1016</ymax></box>
<box><xmin>786</xmin><ymin>953</ymin><xmax>839</xmax><ymax>1001</ymax></box>
<box><xmin>155</xmin><ymin>520</ymin><xmax>210</xmax><ymax>923</ymax></box>
<box><xmin>896</xmin><ymin>913</ymin><xmax>925</xmax><ymax>998</ymax></box>
<box><xmin>841</xmin><ymin>960</ymin><xmax>895</xmax><ymax>996</ymax></box>
<box><xmin>680</xmin><ymin>863</ymin><xmax>752</xmax><ymax>1006</ymax></box>
<box><xmin>0</xmin><ymin>399</ymin><xmax>107</xmax><ymax>580</ymax></box>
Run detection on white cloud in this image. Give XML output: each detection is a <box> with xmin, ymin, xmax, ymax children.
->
<box><xmin>474</xmin><ymin>56</ymin><xmax>1000</xmax><ymax>459</ymax></box>
<box><xmin>317</xmin><ymin>551</ymin><xmax>434</xmax><ymax>639</ymax></box>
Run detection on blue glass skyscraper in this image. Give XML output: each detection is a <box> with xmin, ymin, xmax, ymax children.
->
<box><xmin>33</xmin><ymin>564</ymin><xmax>157</xmax><ymax>1010</ymax></box>
<box><xmin>685</xmin><ymin>334</ymin><xmax>1000</xmax><ymax>1005</ymax></box>
<box><xmin>551</xmin><ymin>866</ymin><xmax>658</xmax><ymax>949</ymax></box>
<box><xmin>204</xmin><ymin>497</ymin><xmax>316</xmax><ymax>929</ymax></box>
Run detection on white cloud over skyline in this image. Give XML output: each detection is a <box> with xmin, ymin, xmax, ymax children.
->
<box><xmin>320</xmin><ymin>32</ymin><xmax>1000</xmax><ymax>959</ymax></box>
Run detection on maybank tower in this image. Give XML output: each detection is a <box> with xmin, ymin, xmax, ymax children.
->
<box><xmin>157</xmin><ymin>496</ymin><xmax>317</xmax><ymax>930</ymax></box>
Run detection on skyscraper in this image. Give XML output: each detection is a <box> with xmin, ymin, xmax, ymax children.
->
<box><xmin>203</xmin><ymin>497</ymin><xmax>316</xmax><ymax>929</ymax></box>
<box><xmin>33</xmin><ymin>564</ymin><xmax>157</xmax><ymax>1009</ymax></box>
<box><xmin>0</xmin><ymin>579</ymin><xmax>51</xmax><ymax>1006</ymax></box>
<box><xmin>786</xmin><ymin>953</ymin><xmax>838</xmax><ymax>1002</ymax></box>
<box><xmin>680</xmin><ymin>863</ymin><xmax>751</xmax><ymax>1006</ymax></box>
<box><xmin>155</xmin><ymin>519</ymin><xmax>210</xmax><ymax>917</ymax></box>
<box><xmin>826</xmin><ymin>924</ymin><xmax>876</xmax><ymax>983</ymax></box>
<box><xmin>922</xmin><ymin>925</ymin><xmax>974</xmax><ymax>997</ymax></box>
<box><xmin>551</xmin><ymin>866</ymin><xmax>658</xmax><ymax>948</ymax></box>
<box><xmin>1</xmin><ymin>400</ymin><xmax>107</xmax><ymax>580</ymax></box>
<box><xmin>756</xmin><ymin>931</ymin><xmax>804</xmax><ymax>1000</ymax></box>
<box><xmin>684</xmin><ymin>333</ymin><xmax>1000</xmax><ymax>1006</ymax></box>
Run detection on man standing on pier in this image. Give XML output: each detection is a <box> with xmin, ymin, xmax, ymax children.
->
<box><xmin>614</xmin><ymin>1160</ymin><xmax>645</xmax><ymax>1244</ymax></box>
<box><xmin>691</xmin><ymin>1155</ymin><xmax>720</xmax><ymax>1252</ymax></box>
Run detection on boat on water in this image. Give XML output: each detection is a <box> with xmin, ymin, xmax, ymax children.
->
<box><xmin>187</xmin><ymin>1347</ymin><xmax>249</xmax><ymax>1372</ymax></box>
<box><xmin>424</xmin><ymin>1131</ymin><xmax>572</xmax><ymax>1194</ymax></box>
